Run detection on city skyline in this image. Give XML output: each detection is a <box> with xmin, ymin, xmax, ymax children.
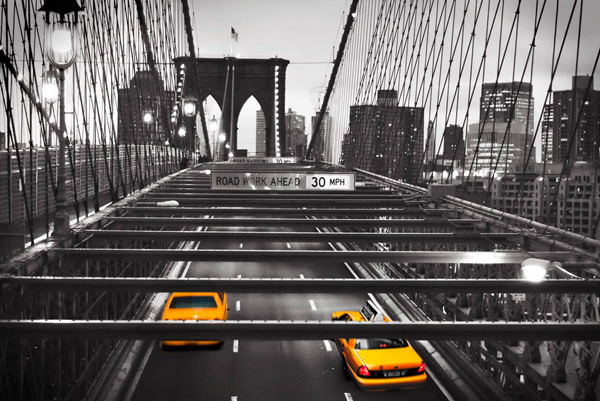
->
<box><xmin>191</xmin><ymin>1</ymin><xmax>600</xmax><ymax>163</ymax></box>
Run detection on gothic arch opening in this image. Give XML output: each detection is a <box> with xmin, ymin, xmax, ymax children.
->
<box><xmin>202</xmin><ymin>95</ymin><xmax>223</xmax><ymax>158</ymax></box>
<box><xmin>238</xmin><ymin>95</ymin><xmax>262</xmax><ymax>156</ymax></box>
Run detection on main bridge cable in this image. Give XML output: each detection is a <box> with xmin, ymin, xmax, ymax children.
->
<box><xmin>307</xmin><ymin>0</ymin><xmax>360</xmax><ymax>160</ymax></box>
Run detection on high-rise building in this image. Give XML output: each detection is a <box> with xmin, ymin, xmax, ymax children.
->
<box><xmin>341</xmin><ymin>90</ymin><xmax>424</xmax><ymax>183</ymax></box>
<box><xmin>310</xmin><ymin>111</ymin><xmax>332</xmax><ymax>161</ymax></box>
<box><xmin>480</xmin><ymin>82</ymin><xmax>534</xmax><ymax>127</ymax></box>
<box><xmin>425</xmin><ymin>120</ymin><xmax>436</xmax><ymax>164</ymax></box>
<box><xmin>256</xmin><ymin>109</ymin><xmax>267</xmax><ymax>156</ymax></box>
<box><xmin>442</xmin><ymin>125</ymin><xmax>464</xmax><ymax>167</ymax></box>
<box><xmin>541</xmin><ymin>103</ymin><xmax>554</xmax><ymax>163</ymax></box>
<box><xmin>284</xmin><ymin>108</ymin><xmax>307</xmax><ymax>157</ymax></box>
<box><xmin>552</xmin><ymin>76</ymin><xmax>600</xmax><ymax>166</ymax></box>
<box><xmin>117</xmin><ymin>71</ymin><xmax>173</xmax><ymax>145</ymax></box>
<box><xmin>466</xmin><ymin>81</ymin><xmax>535</xmax><ymax>174</ymax></box>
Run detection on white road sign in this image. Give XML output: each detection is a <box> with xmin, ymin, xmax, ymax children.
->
<box><xmin>211</xmin><ymin>172</ymin><xmax>355</xmax><ymax>191</ymax></box>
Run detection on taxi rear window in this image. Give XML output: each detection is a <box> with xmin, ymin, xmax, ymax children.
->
<box><xmin>170</xmin><ymin>296</ymin><xmax>218</xmax><ymax>309</ymax></box>
<box><xmin>354</xmin><ymin>338</ymin><xmax>408</xmax><ymax>350</ymax></box>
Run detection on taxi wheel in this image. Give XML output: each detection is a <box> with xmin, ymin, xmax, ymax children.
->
<box><xmin>161</xmin><ymin>343</ymin><xmax>173</xmax><ymax>352</ymax></box>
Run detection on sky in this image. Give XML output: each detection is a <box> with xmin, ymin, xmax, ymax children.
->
<box><xmin>190</xmin><ymin>0</ymin><xmax>350</xmax><ymax>153</ymax></box>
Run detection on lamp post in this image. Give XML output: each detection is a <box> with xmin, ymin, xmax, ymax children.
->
<box><xmin>209</xmin><ymin>115</ymin><xmax>218</xmax><ymax>161</ymax></box>
<box><xmin>42</xmin><ymin>69</ymin><xmax>59</xmax><ymax>146</ymax></box>
<box><xmin>39</xmin><ymin>0</ymin><xmax>84</xmax><ymax>238</ymax></box>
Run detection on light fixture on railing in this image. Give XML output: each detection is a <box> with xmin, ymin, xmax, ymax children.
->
<box><xmin>520</xmin><ymin>258</ymin><xmax>583</xmax><ymax>282</ymax></box>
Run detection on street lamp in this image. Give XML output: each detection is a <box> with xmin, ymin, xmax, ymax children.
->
<box><xmin>209</xmin><ymin>115</ymin><xmax>218</xmax><ymax>160</ymax></box>
<box><xmin>182</xmin><ymin>97</ymin><xmax>197</xmax><ymax>117</ymax></box>
<box><xmin>38</xmin><ymin>0</ymin><xmax>84</xmax><ymax>238</ymax></box>
<box><xmin>142</xmin><ymin>111</ymin><xmax>153</xmax><ymax>124</ymax></box>
<box><xmin>42</xmin><ymin>69</ymin><xmax>59</xmax><ymax>105</ymax></box>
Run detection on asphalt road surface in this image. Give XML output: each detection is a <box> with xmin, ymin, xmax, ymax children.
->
<box><xmin>130</xmin><ymin>222</ymin><xmax>451</xmax><ymax>401</ymax></box>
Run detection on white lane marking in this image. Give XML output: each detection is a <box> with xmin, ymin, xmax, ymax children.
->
<box><xmin>236</xmin><ymin>300</ymin><xmax>241</xmax><ymax>311</ymax></box>
<box><xmin>309</xmin><ymin>300</ymin><xmax>317</xmax><ymax>311</ymax></box>
<box><xmin>299</xmin><ymin>274</ymin><xmax>305</xmax><ymax>279</ymax></box>
<box><xmin>286</xmin><ymin>243</ymin><xmax>292</xmax><ymax>249</ymax></box>
<box><xmin>233</xmin><ymin>339</ymin><xmax>239</xmax><ymax>353</ymax></box>
<box><xmin>239</xmin><ymin>243</ymin><xmax>244</xmax><ymax>248</ymax></box>
<box><xmin>323</xmin><ymin>339</ymin><xmax>332</xmax><ymax>351</ymax></box>
<box><xmin>344</xmin><ymin>393</ymin><xmax>354</xmax><ymax>401</ymax></box>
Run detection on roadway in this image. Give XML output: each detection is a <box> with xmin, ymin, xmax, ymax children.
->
<box><xmin>129</xmin><ymin>220</ymin><xmax>450</xmax><ymax>401</ymax></box>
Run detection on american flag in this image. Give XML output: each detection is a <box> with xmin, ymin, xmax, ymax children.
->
<box><xmin>231</xmin><ymin>27</ymin><xmax>239</xmax><ymax>42</ymax></box>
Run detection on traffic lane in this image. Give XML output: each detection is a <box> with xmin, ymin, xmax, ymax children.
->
<box><xmin>132</xmin><ymin>296</ymin><xmax>446</xmax><ymax>401</ymax></box>
<box><xmin>131</xmin><ymin>228</ymin><xmax>449</xmax><ymax>400</ymax></box>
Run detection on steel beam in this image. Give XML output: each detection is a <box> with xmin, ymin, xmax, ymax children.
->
<box><xmin>122</xmin><ymin>206</ymin><xmax>453</xmax><ymax>217</ymax></box>
<box><xmin>52</xmin><ymin>249</ymin><xmax>579</xmax><ymax>263</ymax></box>
<box><xmin>103</xmin><ymin>216</ymin><xmax>481</xmax><ymax>228</ymax></box>
<box><xmin>80</xmin><ymin>230</ymin><xmax>511</xmax><ymax>243</ymax></box>
<box><xmin>3</xmin><ymin>277</ymin><xmax>599</xmax><ymax>294</ymax></box>
<box><xmin>0</xmin><ymin>320</ymin><xmax>597</xmax><ymax>341</ymax></box>
<box><xmin>144</xmin><ymin>191</ymin><xmax>404</xmax><ymax>199</ymax></box>
<box><xmin>136</xmin><ymin>198</ymin><xmax>412</xmax><ymax>207</ymax></box>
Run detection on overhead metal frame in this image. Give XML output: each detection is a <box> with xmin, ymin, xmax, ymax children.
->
<box><xmin>0</xmin><ymin>320</ymin><xmax>598</xmax><ymax>341</ymax></box>
<box><xmin>121</xmin><ymin>206</ymin><xmax>455</xmax><ymax>217</ymax></box>
<box><xmin>3</xmin><ymin>276</ymin><xmax>599</xmax><ymax>294</ymax></box>
<box><xmin>102</xmin><ymin>216</ymin><xmax>482</xmax><ymax>228</ymax></box>
<box><xmin>53</xmin><ymin>248</ymin><xmax>579</xmax><ymax>263</ymax></box>
<box><xmin>79</xmin><ymin>229</ymin><xmax>515</xmax><ymax>243</ymax></box>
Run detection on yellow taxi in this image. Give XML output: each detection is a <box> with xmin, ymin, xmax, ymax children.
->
<box><xmin>161</xmin><ymin>292</ymin><xmax>227</xmax><ymax>349</ymax></box>
<box><xmin>331</xmin><ymin>300</ymin><xmax>426</xmax><ymax>391</ymax></box>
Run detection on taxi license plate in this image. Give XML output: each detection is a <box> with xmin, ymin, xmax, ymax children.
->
<box><xmin>384</xmin><ymin>370</ymin><xmax>404</xmax><ymax>378</ymax></box>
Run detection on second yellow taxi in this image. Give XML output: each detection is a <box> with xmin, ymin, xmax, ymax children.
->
<box><xmin>331</xmin><ymin>300</ymin><xmax>427</xmax><ymax>391</ymax></box>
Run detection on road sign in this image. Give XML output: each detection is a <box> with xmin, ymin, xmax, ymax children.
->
<box><xmin>211</xmin><ymin>172</ymin><xmax>355</xmax><ymax>191</ymax></box>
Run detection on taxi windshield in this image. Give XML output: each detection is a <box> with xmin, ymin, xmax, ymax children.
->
<box><xmin>354</xmin><ymin>338</ymin><xmax>408</xmax><ymax>350</ymax></box>
<box><xmin>170</xmin><ymin>296</ymin><xmax>217</xmax><ymax>309</ymax></box>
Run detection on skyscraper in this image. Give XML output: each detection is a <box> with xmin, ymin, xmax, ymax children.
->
<box><xmin>465</xmin><ymin>81</ymin><xmax>535</xmax><ymax>173</ymax></box>
<box><xmin>442</xmin><ymin>125</ymin><xmax>464</xmax><ymax>168</ymax></box>
<box><xmin>256</xmin><ymin>109</ymin><xmax>266</xmax><ymax>156</ymax></box>
<box><xmin>284</xmin><ymin>108</ymin><xmax>307</xmax><ymax>157</ymax></box>
<box><xmin>552</xmin><ymin>76</ymin><xmax>600</xmax><ymax>166</ymax></box>
<box><xmin>341</xmin><ymin>90</ymin><xmax>424</xmax><ymax>183</ymax></box>
<box><xmin>541</xmin><ymin>103</ymin><xmax>554</xmax><ymax>163</ymax></box>
<box><xmin>425</xmin><ymin>120</ymin><xmax>436</xmax><ymax>165</ymax></box>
